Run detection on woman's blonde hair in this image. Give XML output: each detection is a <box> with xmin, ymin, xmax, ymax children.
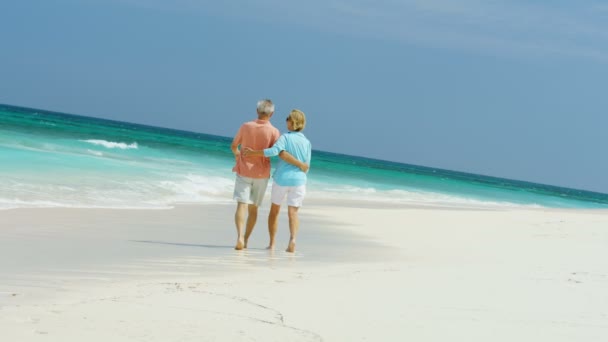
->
<box><xmin>288</xmin><ymin>109</ymin><xmax>306</xmax><ymax>132</ymax></box>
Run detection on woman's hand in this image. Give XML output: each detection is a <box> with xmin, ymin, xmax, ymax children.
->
<box><xmin>242</xmin><ymin>147</ymin><xmax>254</xmax><ymax>157</ymax></box>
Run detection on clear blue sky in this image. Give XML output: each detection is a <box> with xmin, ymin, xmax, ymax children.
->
<box><xmin>2</xmin><ymin>1</ymin><xmax>607</xmax><ymax>193</ymax></box>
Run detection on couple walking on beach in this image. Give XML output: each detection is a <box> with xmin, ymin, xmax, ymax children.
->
<box><xmin>231</xmin><ymin>99</ymin><xmax>311</xmax><ymax>253</ymax></box>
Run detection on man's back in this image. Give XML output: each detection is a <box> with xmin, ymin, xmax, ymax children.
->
<box><xmin>232</xmin><ymin>119</ymin><xmax>280</xmax><ymax>178</ymax></box>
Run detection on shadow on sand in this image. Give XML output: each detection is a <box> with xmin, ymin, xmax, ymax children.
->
<box><xmin>129</xmin><ymin>240</ymin><xmax>267</xmax><ymax>251</ymax></box>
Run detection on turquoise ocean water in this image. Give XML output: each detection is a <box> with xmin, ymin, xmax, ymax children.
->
<box><xmin>2</xmin><ymin>104</ymin><xmax>607</xmax><ymax>210</ymax></box>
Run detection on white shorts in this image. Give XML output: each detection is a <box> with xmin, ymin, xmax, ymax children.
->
<box><xmin>270</xmin><ymin>183</ymin><xmax>306</xmax><ymax>207</ymax></box>
<box><xmin>233</xmin><ymin>175</ymin><xmax>269</xmax><ymax>206</ymax></box>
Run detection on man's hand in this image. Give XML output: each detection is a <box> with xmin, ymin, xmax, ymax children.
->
<box><xmin>233</xmin><ymin>150</ymin><xmax>240</xmax><ymax>161</ymax></box>
<box><xmin>299</xmin><ymin>164</ymin><xmax>310</xmax><ymax>173</ymax></box>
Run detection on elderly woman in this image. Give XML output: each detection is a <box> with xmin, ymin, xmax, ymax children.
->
<box><xmin>244</xmin><ymin>109</ymin><xmax>311</xmax><ymax>253</ymax></box>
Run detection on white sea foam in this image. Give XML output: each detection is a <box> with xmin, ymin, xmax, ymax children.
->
<box><xmin>0</xmin><ymin>198</ymin><xmax>173</xmax><ymax>210</ymax></box>
<box><xmin>306</xmin><ymin>185</ymin><xmax>544</xmax><ymax>209</ymax></box>
<box><xmin>81</xmin><ymin>140</ymin><xmax>138</xmax><ymax>150</ymax></box>
<box><xmin>87</xmin><ymin>149</ymin><xmax>104</xmax><ymax>157</ymax></box>
<box><xmin>1</xmin><ymin>173</ymin><xmax>543</xmax><ymax>211</ymax></box>
<box><xmin>0</xmin><ymin>173</ymin><xmax>235</xmax><ymax>210</ymax></box>
<box><xmin>155</xmin><ymin>174</ymin><xmax>234</xmax><ymax>203</ymax></box>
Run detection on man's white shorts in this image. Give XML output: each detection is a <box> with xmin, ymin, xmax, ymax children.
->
<box><xmin>270</xmin><ymin>182</ymin><xmax>306</xmax><ymax>207</ymax></box>
<box><xmin>233</xmin><ymin>175</ymin><xmax>269</xmax><ymax>206</ymax></box>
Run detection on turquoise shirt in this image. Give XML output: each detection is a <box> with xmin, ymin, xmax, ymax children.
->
<box><xmin>264</xmin><ymin>131</ymin><xmax>311</xmax><ymax>186</ymax></box>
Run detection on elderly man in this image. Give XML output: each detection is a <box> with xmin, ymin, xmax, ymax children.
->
<box><xmin>231</xmin><ymin>99</ymin><xmax>279</xmax><ymax>250</ymax></box>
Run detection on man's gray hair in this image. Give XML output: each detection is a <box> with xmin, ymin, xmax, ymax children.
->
<box><xmin>257</xmin><ymin>99</ymin><xmax>275</xmax><ymax>114</ymax></box>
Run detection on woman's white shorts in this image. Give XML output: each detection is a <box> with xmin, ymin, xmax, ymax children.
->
<box><xmin>270</xmin><ymin>182</ymin><xmax>306</xmax><ymax>207</ymax></box>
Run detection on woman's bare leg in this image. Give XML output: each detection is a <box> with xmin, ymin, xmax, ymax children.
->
<box><xmin>286</xmin><ymin>206</ymin><xmax>299</xmax><ymax>253</ymax></box>
<box><xmin>267</xmin><ymin>203</ymin><xmax>281</xmax><ymax>249</ymax></box>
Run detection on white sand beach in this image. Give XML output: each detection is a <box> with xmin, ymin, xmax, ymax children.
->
<box><xmin>1</xmin><ymin>201</ymin><xmax>607</xmax><ymax>341</ymax></box>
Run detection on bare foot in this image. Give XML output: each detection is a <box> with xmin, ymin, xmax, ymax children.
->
<box><xmin>265</xmin><ymin>244</ymin><xmax>275</xmax><ymax>250</ymax></box>
<box><xmin>286</xmin><ymin>240</ymin><xmax>296</xmax><ymax>253</ymax></box>
<box><xmin>235</xmin><ymin>239</ymin><xmax>245</xmax><ymax>250</ymax></box>
<box><xmin>244</xmin><ymin>239</ymin><xmax>248</xmax><ymax>249</ymax></box>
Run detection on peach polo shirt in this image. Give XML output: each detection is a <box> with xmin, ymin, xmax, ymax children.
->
<box><xmin>232</xmin><ymin>119</ymin><xmax>280</xmax><ymax>178</ymax></box>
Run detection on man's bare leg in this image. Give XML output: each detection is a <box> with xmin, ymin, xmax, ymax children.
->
<box><xmin>267</xmin><ymin>203</ymin><xmax>281</xmax><ymax>249</ymax></box>
<box><xmin>286</xmin><ymin>206</ymin><xmax>299</xmax><ymax>253</ymax></box>
<box><xmin>244</xmin><ymin>204</ymin><xmax>258</xmax><ymax>248</ymax></box>
<box><xmin>234</xmin><ymin>202</ymin><xmax>248</xmax><ymax>250</ymax></box>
